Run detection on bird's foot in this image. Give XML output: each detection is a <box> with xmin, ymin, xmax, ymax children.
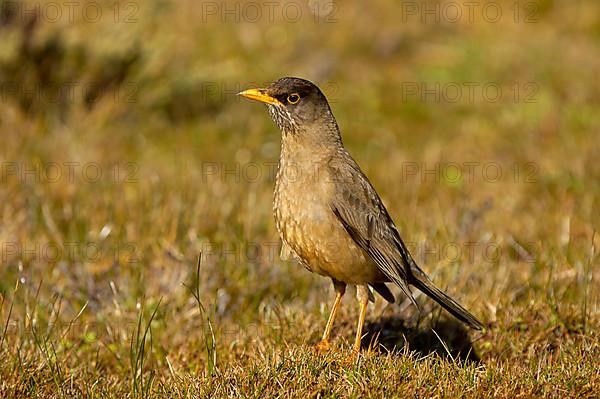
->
<box><xmin>314</xmin><ymin>340</ymin><xmax>331</xmax><ymax>353</ymax></box>
<box><xmin>342</xmin><ymin>349</ymin><xmax>361</xmax><ymax>365</ymax></box>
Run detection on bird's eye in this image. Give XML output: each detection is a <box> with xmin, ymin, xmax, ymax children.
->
<box><xmin>287</xmin><ymin>93</ymin><xmax>300</xmax><ymax>104</ymax></box>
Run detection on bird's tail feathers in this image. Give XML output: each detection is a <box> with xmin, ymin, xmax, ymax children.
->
<box><xmin>409</xmin><ymin>264</ymin><xmax>484</xmax><ymax>330</ymax></box>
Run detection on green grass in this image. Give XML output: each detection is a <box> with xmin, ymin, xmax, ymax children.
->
<box><xmin>1</xmin><ymin>0</ymin><xmax>599</xmax><ymax>397</ymax></box>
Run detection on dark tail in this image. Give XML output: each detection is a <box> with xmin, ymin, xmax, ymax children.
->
<box><xmin>409</xmin><ymin>264</ymin><xmax>484</xmax><ymax>330</ymax></box>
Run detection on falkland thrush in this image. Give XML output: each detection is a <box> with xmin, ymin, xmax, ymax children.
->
<box><xmin>239</xmin><ymin>77</ymin><xmax>483</xmax><ymax>353</ymax></box>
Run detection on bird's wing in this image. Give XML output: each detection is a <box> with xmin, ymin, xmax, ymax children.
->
<box><xmin>327</xmin><ymin>153</ymin><xmax>418</xmax><ymax>307</ymax></box>
<box><xmin>370</xmin><ymin>283</ymin><xmax>396</xmax><ymax>303</ymax></box>
<box><xmin>327</xmin><ymin>152</ymin><xmax>484</xmax><ymax>329</ymax></box>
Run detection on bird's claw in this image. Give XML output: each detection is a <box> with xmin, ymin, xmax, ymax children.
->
<box><xmin>314</xmin><ymin>340</ymin><xmax>331</xmax><ymax>353</ymax></box>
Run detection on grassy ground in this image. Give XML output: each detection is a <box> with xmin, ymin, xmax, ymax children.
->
<box><xmin>1</xmin><ymin>0</ymin><xmax>599</xmax><ymax>397</ymax></box>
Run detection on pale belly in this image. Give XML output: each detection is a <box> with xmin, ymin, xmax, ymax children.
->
<box><xmin>273</xmin><ymin>176</ymin><xmax>385</xmax><ymax>284</ymax></box>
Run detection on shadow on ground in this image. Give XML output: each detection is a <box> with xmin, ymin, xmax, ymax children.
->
<box><xmin>362</xmin><ymin>316</ymin><xmax>481</xmax><ymax>363</ymax></box>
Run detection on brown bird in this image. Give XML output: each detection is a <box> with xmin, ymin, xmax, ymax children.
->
<box><xmin>239</xmin><ymin>77</ymin><xmax>483</xmax><ymax>353</ymax></box>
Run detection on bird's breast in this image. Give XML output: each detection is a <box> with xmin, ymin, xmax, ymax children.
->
<box><xmin>273</xmin><ymin>155</ymin><xmax>383</xmax><ymax>284</ymax></box>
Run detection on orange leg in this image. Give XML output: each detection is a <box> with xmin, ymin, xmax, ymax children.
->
<box><xmin>315</xmin><ymin>280</ymin><xmax>346</xmax><ymax>352</ymax></box>
<box><xmin>353</xmin><ymin>285</ymin><xmax>370</xmax><ymax>353</ymax></box>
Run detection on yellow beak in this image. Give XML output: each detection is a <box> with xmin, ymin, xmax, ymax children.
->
<box><xmin>237</xmin><ymin>88</ymin><xmax>282</xmax><ymax>106</ymax></box>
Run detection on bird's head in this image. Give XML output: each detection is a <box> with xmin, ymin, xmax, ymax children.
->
<box><xmin>238</xmin><ymin>77</ymin><xmax>340</xmax><ymax>141</ymax></box>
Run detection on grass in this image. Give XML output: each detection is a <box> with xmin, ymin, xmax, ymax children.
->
<box><xmin>0</xmin><ymin>0</ymin><xmax>599</xmax><ymax>397</ymax></box>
